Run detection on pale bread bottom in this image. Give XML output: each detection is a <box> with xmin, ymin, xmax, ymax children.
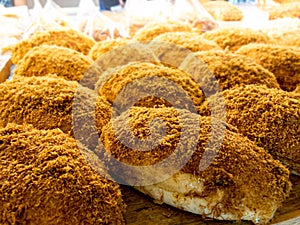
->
<box><xmin>135</xmin><ymin>172</ymin><xmax>277</xmax><ymax>224</ymax></box>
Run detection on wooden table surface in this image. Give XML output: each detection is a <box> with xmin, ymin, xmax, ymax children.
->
<box><xmin>122</xmin><ymin>175</ymin><xmax>300</xmax><ymax>225</ymax></box>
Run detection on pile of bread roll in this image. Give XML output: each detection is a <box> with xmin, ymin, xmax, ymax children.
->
<box><xmin>0</xmin><ymin>4</ymin><xmax>299</xmax><ymax>224</ymax></box>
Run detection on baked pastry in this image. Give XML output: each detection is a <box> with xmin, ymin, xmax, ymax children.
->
<box><xmin>202</xmin><ymin>27</ymin><xmax>270</xmax><ymax>51</ymax></box>
<box><xmin>11</xmin><ymin>29</ymin><xmax>95</xmax><ymax>64</ymax></box>
<box><xmin>0</xmin><ymin>75</ymin><xmax>111</xmax><ymax>149</ymax></box>
<box><xmin>95</xmin><ymin>62</ymin><xmax>205</xmax><ymax>114</ymax></box>
<box><xmin>203</xmin><ymin>1</ymin><xmax>243</xmax><ymax>21</ymax></box>
<box><xmin>151</xmin><ymin>31</ymin><xmax>221</xmax><ymax>52</ymax></box>
<box><xmin>88</xmin><ymin>38</ymin><xmax>133</xmax><ymax>61</ymax></box>
<box><xmin>270</xmin><ymin>28</ymin><xmax>300</xmax><ymax>48</ymax></box>
<box><xmin>100</xmin><ymin>106</ymin><xmax>291</xmax><ymax>224</ymax></box>
<box><xmin>0</xmin><ymin>123</ymin><xmax>125</xmax><ymax>225</ymax></box>
<box><xmin>199</xmin><ymin>84</ymin><xmax>300</xmax><ymax>174</ymax></box>
<box><xmin>268</xmin><ymin>2</ymin><xmax>300</xmax><ymax>20</ymax></box>
<box><xmin>261</xmin><ymin>18</ymin><xmax>300</xmax><ymax>47</ymax></box>
<box><xmin>148</xmin><ymin>31</ymin><xmax>221</xmax><ymax>67</ymax></box>
<box><xmin>133</xmin><ymin>21</ymin><xmax>193</xmax><ymax>43</ymax></box>
<box><xmin>180</xmin><ymin>50</ymin><xmax>279</xmax><ymax>95</ymax></box>
<box><xmin>236</xmin><ymin>43</ymin><xmax>300</xmax><ymax>91</ymax></box>
<box><xmin>14</xmin><ymin>45</ymin><xmax>93</xmax><ymax>82</ymax></box>
<box><xmin>82</xmin><ymin>42</ymin><xmax>158</xmax><ymax>90</ymax></box>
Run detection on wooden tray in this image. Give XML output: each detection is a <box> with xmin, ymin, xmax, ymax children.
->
<box><xmin>0</xmin><ymin>55</ymin><xmax>12</xmax><ymax>83</ymax></box>
<box><xmin>122</xmin><ymin>175</ymin><xmax>300</xmax><ymax>225</ymax></box>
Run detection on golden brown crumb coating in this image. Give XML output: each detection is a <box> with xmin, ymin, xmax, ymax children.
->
<box><xmin>236</xmin><ymin>43</ymin><xmax>300</xmax><ymax>91</ymax></box>
<box><xmin>269</xmin><ymin>28</ymin><xmax>300</xmax><ymax>48</ymax></box>
<box><xmin>100</xmin><ymin>106</ymin><xmax>291</xmax><ymax>223</ymax></box>
<box><xmin>95</xmin><ymin>95</ymin><xmax>113</xmax><ymax>136</ymax></box>
<box><xmin>88</xmin><ymin>38</ymin><xmax>133</xmax><ymax>61</ymax></box>
<box><xmin>0</xmin><ymin>75</ymin><xmax>111</xmax><ymax>149</ymax></box>
<box><xmin>133</xmin><ymin>21</ymin><xmax>193</xmax><ymax>43</ymax></box>
<box><xmin>202</xmin><ymin>28</ymin><xmax>271</xmax><ymax>51</ymax></box>
<box><xmin>95</xmin><ymin>62</ymin><xmax>205</xmax><ymax>114</ymax></box>
<box><xmin>11</xmin><ymin>29</ymin><xmax>95</xmax><ymax>64</ymax></box>
<box><xmin>268</xmin><ymin>2</ymin><xmax>300</xmax><ymax>20</ymax></box>
<box><xmin>148</xmin><ymin>32</ymin><xmax>221</xmax><ymax>67</ymax></box>
<box><xmin>180</xmin><ymin>50</ymin><xmax>279</xmax><ymax>94</ymax></box>
<box><xmin>261</xmin><ymin>18</ymin><xmax>300</xmax><ymax>48</ymax></box>
<box><xmin>199</xmin><ymin>84</ymin><xmax>300</xmax><ymax>174</ymax></box>
<box><xmin>203</xmin><ymin>1</ymin><xmax>243</xmax><ymax>21</ymax></box>
<box><xmin>82</xmin><ymin>42</ymin><xmax>158</xmax><ymax>90</ymax></box>
<box><xmin>14</xmin><ymin>45</ymin><xmax>93</xmax><ymax>82</ymax></box>
<box><xmin>0</xmin><ymin>123</ymin><xmax>125</xmax><ymax>225</ymax></box>
<box><xmin>151</xmin><ymin>32</ymin><xmax>221</xmax><ymax>52</ymax></box>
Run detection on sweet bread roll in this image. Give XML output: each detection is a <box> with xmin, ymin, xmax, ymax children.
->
<box><xmin>203</xmin><ymin>1</ymin><xmax>243</xmax><ymax>21</ymax></box>
<box><xmin>100</xmin><ymin>106</ymin><xmax>291</xmax><ymax>224</ymax></box>
<box><xmin>148</xmin><ymin>32</ymin><xmax>221</xmax><ymax>67</ymax></box>
<box><xmin>270</xmin><ymin>28</ymin><xmax>300</xmax><ymax>48</ymax></box>
<box><xmin>82</xmin><ymin>42</ymin><xmax>158</xmax><ymax>90</ymax></box>
<box><xmin>11</xmin><ymin>29</ymin><xmax>95</xmax><ymax>64</ymax></box>
<box><xmin>199</xmin><ymin>84</ymin><xmax>300</xmax><ymax>174</ymax></box>
<box><xmin>268</xmin><ymin>2</ymin><xmax>300</xmax><ymax>20</ymax></box>
<box><xmin>152</xmin><ymin>31</ymin><xmax>221</xmax><ymax>52</ymax></box>
<box><xmin>133</xmin><ymin>21</ymin><xmax>193</xmax><ymax>43</ymax></box>
<box><xmin>0</xmin><ymin>123</ymin><xmax>125</xmax><ymax>225</ymax></box>
<box><xmin>261</xmin><ymin>18</ymin><xmax>300</xmax><ymax>48</ymax></box>
<box><xmin>89</xmin><ymin>38</ymin><xmax>133</xmax><ymax>61</ymax></box>
<box><xmin>180</xmin><ymin>50</ymin><xmax>279</xmax><ymax>95</ymax></box>
<box><xmin>95</xmin><ymin>62</ymin><xmax>205</xmax><ymax>114</ymax></box>
<box><xmin>0</xmin><ymin>75</ymin><xmax>111</xmax><ymax>149</ymax></box>
<box><xmin>236</xmin><ymin>43</ymin><xmax>300</xmax><ymax>91</ymax></box>
<box><xmin>14</xmin><ymin>45</ymin><xmax>93</xmax><ymax>82</ymax></box>
<box><xmin>202</xmin><ymin>27</ymin><xmax>271</xmax><ymax>51</ymax></box>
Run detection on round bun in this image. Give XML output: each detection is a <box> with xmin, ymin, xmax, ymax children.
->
<box><xmin>181</xmin><ymin>50</ymin><xmax>279</xmax><ymax>95</ymax></box>
<box><xmin>268</xmin><ymin>2</ymin><xmax>300</xmax><ymax>20</ymax></box>
<box><xmin>100</xmin><ymin>106</ymin><xmax>291</xmax><ymax>224</ymax></box>
<box><xmin>203</xmin><ymin>1</ymin><xmax>243</xmax><ymax>21</ymax></box>
<box><xmin>95</xmin><ymin>62</ymin><xmax>205</xmax><ymax>114</ymax></box>
<box><xmin>89</xmin><ymin>38</ymin><xmax>133</xmax><ymax>61</ymax></box>
<box><xmin>151</xmin><ymin>31</ymin><xmax>221</xmax><ymax>52</ymax></box>
<box><xmin>202</xmin><ymin>27</ymin><xmax>270</xmax><ymax>51</ymax></box>
<box><xmin>0</xmin><ymin>123</ymin><xmax>125</xmax><ymax>225</ymax></box>
<box><xmin>236</xmin><ymin>43</ymin><xmax>300</xmax><ymax>91</ymax></box>
<box><xmin>14</xmin><ymin>45</ymin><xmax>93</xmax><ymax>82</ymax></box>
<box><xmin>133</xmin><ymin>21</ymin><xmax>192</xmax><ymax>43</ymax></box>
<box><xmin>0</xmin><ymin>76</ymin><xmax>111</xmax><ymax>149</ymax></box>
<box><xmin>199</xmin><ymin>84</ymin><xmax>300</xmax><ymax>174</ymax></box>
<box><xmin>148</xmin><ymin>32</ymin><xmax>221</xmax><ymax>67</ymax></box>
<box><xmin>261</xmin><ymin>18</ymin><xmax>300</xmax><ymax>48</ymax></box>
<box><xmin>11</xmin><ymin>29</ymin><xmax>95</xmax><ymax>64</ymax></box>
